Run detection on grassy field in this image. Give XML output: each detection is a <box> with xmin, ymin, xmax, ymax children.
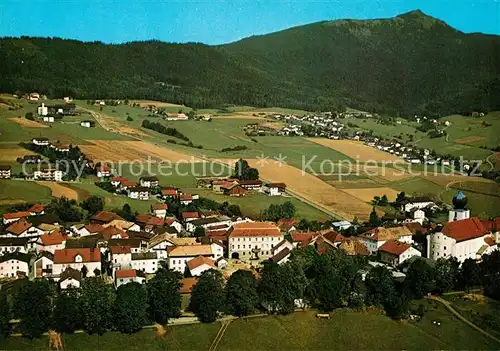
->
<box><xmin>0</xmin><ymin>180</ymin><xmax>52</xmax><ymax>205</ymax></box>
<box><xmin>1</xmin><ymin>306</ymin><xmax>497</xmax><ymax>350</ymax></box>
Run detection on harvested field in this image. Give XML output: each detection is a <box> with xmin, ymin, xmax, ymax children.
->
<box><xmin>80</xmin><ymin>140</ymin><xmax>202</xmax><ymax>163</ymax></box>
<box><xmin>341</xmin><ymin>187</ymin><xmax>400</xmax><ymax>203</ymax></box>
<box><xmin>340</xmin><ymin>164</ymin><xmax>412</xmax><ymax>181</ymax></box>
<box><xmin>8</xmin><ymin>117</ymin><xmax>48</xmax><ymax>128</ymax></box>
<box><xmin>130</xmin><ymin>100</ymin><xmax>184</xmax><ymax>108</ymax></box>
<box><xmin>83</xmin><ymin>109</ymin><xmax>148</xmax><ymax>137</ymax></box>
<box><xmin>211</xmin><ymin>115</ymin><xmax>265</xmax><ymax>120</ymax></box>
<box><xmin>260</xmin><ymin>121</ymin><xmax>285</xmax><ymax>130</ymax></box>
<box><xmin>307</xmin><ymin>138</ymin><xmax>401</xmax><ymax>163</ymax></box>
<box><xmin>0</xmin><ymin>148</ymin><xmax>36</xmax><ymax>161</ymax></box>
<box><xmin>218</xmin><ymin>159</ymin><xmax>373</xmax><ymax>221</ymax></box>
<box><xmin>36</xmin><ymin>181</ymin><xmax>79</xmax><ymax>200</ymax></box>
<box><xmin>455</xmin><ymin>136</ymin><xmax>486</xmax><ymax>144</ymax></box>
<box><xmin>422</xmin><ymin>173</ymin><xmax>493</xmax><ymax>188</ymax></box>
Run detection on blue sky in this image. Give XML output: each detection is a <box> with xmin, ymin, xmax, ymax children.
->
<box><xmin>0</xmin><ymin>0</ymin><xmax>498</xmax><ymax>44</ymax></box>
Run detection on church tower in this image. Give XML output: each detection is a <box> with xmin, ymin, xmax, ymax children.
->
<box><xmin>448</xmin><ymin>191</ymin><xmax>470</xmax><ymax>222</ymax></box>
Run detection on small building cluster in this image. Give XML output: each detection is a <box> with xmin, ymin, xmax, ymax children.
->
<box><xmin>197</xmin><ymin>177</ymin><xmax>287</xmax><ymax>197</ymax></box>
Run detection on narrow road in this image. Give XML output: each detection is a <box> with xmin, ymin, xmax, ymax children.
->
<box><xmin>208</xmin><ymin>320</ymin><xmax>231</xmax><ymax>351</ymax></box>
<box><xmin>426</xmin><ymin>296</ymin><xmax>500</xmax><ymax>344</ymax></box>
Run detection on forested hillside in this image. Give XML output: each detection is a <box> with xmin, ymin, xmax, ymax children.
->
<box><xmin>0</xmin><ymin>10</ymin><xmax>499</xmax><ymax>115</ymax></box>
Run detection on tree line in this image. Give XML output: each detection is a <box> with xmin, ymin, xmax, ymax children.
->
<box><xmin>4</xmin><ymin>248</ymin><xmax>500</xmax><ymax>339</ymax></box>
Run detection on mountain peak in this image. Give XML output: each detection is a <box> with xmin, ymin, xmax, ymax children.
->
<box><xmin>397</xmin><ymin>9</ymin><xmax>427</xmax><ymax>18</ymax></box>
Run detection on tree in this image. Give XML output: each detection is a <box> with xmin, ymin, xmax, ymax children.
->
<box><xmin>13</xmin><ymin>280</ymin><xmax>53</xmax><ymax>338</ymax></box>
<box><xmin>25</xmin><ymin>112</ymin><xmax>34</xmax><ymax>120</ymax></box>
<box><xmin>368</xmin><ymin>207</ymin><xmax>380</xmax><ymax>227</ymax></box>
<box><xmin>46</xmin><ymin>197</ymin><xmax>84</xmax><ymax>222</ymax></box>
<box><xmin>117</xmin><ymin>203</ymin><xmax>135</xmax><ymax>221</ymax></box>
<box><xmin>380</xmin><ymin>194</ymin><xmax>389</xmax><ymax>206</ymax></box>
<box><xmin>80</xmin><ymin>277</ymin><xmax>114</xmax><ymax>334</ymax></box>
<box><xmin>384</xmin><ymin>292</ymin><xmax>410</xmax><ymax>320</ymax></box>
<box><xmin>53</xmin><ymin>287</ymin><xmax>82</xmax><ymax>334</ymax></box>
<box><xmin>365</xmin><ymin>266</ymin><xmax>395</xmax><ymax>307</ymax></box>
<box><xmin>193</xmin><ymin>226</ymin><xmax>205</xmax><ymax>238</ymax></box>
<box><xmin>114</xmin><ymin>283</ymin><xmax>148</xmax><ymax>334</ymax></box>
<box><xmin>280</xmin><ymin>201</ymin><xmax>296</xmax><ymax>219</ymax></box>
<box><xmin>80</xmin><ymin>195</ymin><xmax>104</xmax><ymax>215</ymax></box>
<box><xmin>226</xmin><ymin>270</ymin><xmax>259</xmax><ymax>317</ymax></box>
<box><xmin>434</xmin><ymin>257</ymin><xmax>459</xmax><ymax>294</ymax></box>
<box><xmin>126</xmin><ymin>116</ymin><xmax>133</xmax><ymax>121</ymax></box>
<box><xmin>458</xmin><ymin>258</ymin><xmax>481</xmax><ymax>291</ymax></box>
<box><xmin>147</xmin><ymin>267</ymin><xmax>182</xmax><ymax>325</ymax></box>
<box><xmin>0</xmin><ymin>292</ymin><xmax>10</xmax><ymax>337</ymax></box>
<box><xmin>405</xmin><ymin>258</ymin><xmax>434</xmax><ymax>299</ymax></box>
<box><xmin>234</xmin><ymin>158</ymin><xmax>259</xmax><ymax>180</ymax></box>
<box><xmin>190</xmin><ymin>270</ymin><xmax>225</xmax><ymax>322</ymax></box>
<box><xmin>258</xmin><ymin>262</ymin><xmax>300</xmax><ymax>314</ymax></box>
<box><xmin>81</xmin><ymin>265</ymin><xmax>88</xmax><ymax>278</ymax></box>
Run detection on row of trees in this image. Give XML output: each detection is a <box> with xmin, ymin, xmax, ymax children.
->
<box><xmin>141</xmin><ymin>120</ymin><xmax>190</xmax><ymax>141</ymax></box>
<box><xmin>260</xmin><ymin>201</ymin><xmax>296</xmax><ymax>221</ymax></box>
<box><xmin>3</xmin><ymin>249</ymin><xmax>500</xmax><ymax>339</ymax></box>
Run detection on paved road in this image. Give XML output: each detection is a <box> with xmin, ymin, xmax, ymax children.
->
<box><xmin>426</xmin><ymin>295</ymin><xmax>500</xmax><ymax>344</ymax></box>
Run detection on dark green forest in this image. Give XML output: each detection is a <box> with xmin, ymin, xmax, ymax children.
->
<box><xmin>0</xmin><ymin>10</ymin><xmax>499</xmax><ymax>115</ymax></box>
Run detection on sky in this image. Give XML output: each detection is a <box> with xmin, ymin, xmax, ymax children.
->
<box><xmin>0</xmin><ymin>0</ymin><xmax>498</xmax><ymax>45</ymax></box>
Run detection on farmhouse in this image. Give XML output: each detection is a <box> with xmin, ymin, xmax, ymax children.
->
<box><xmin>115</xmin><ymin>269</ymin><xmax>146</xmax><ymax>288</ymax></box>
<box><xmin>228</xmin><ymin>222</ymin><xmax>283</xmax><ymax>260</ymax></box>
<box><xmin>33</xmin><ymin>165</ymin><xmax>64</xmax><ymax>181</ymax></box>
<box><xmin>168</xmin><ymin>245</ymin><xmax>214</xmax><ymax>273</ymax></box>
<box><xmin>358</xmin><ymin>226</ymin><xmax>413</xmax><ymax>254</ymax></box>
<box><xmin>95</xmin><ymin>163</ymin><xmax>111</xmax><ymax>178</ymax></box>
<box><xmin>0</xmin><ymin>253</ymin><xmax>31</xmax><ymax>278</ymax></box>
<box><xmin>379</xmin><ymin>240</ymin><xmax>421</xmax><ymax>266</ymax></box>
<box><xmin>401</xmin><ymin>197</ymin><xmax>435</xmax><ymax>212</ymax></box>
<box><xmin>263</xmin><ymin>183</ymin><xmax>286</xmax><ymax>196</ymax></box>
<box><xmin>91</xmin><ymin>211</ymin><xmax>124</xmax><ymax>225</ymax></box>
<box><xmin>5</xmin><ymin>218</ymin><xmax>44</xmax><ymax>238</ymax></box>
<box><xmin>223</xmin><ymin>184</ymin><xmax>247</xmax><ymax>197</ymax></box>
<box><xmin>28</xmin><ymin>204</ymin><xmax>45</xmax><ymax>216</ymax></box>
<box><xmin>35</xmin><ymin>228</ymin><xmax>68</xmax><ymax>253</ymax></box>
<box><xmin>80</xmin><ymin>120</ymin><xmax>95</xmax><ymax>128</ymax></box>
<box><xmin>0</xmin><ymin>165</ymin><xmax>11</xmax><ymax>179</ymax></box>
<box><xmin>139</xmin><ymin>176</ymin><xmax>159</xmax><ymax>188</ymax></box>
<box><xmin>164</xmin><ymin>113</ymin><xmax>188</xmax><ymax>121</ymax></box>
<box><xmin>186</xmin><ymin>255</ymin><xmax>217</xmax><ymax>276</ymax></box>
<box><xmin>52</xmin><ymin>248</ymin><xmax>101</xmax><ymax>277</ymax></box>
<box><xmin>151</xmin><ymin>203</ymin><xmax>168</xmax><ymax>218</ymax></box>
<box><xmin>32</xmin><ymin>137</ymin><xmax>50</xmax><ymax>146</ymax></box>
<box><xmin>237</xmin><ymin>179</ymin><xmax>263</xmax><ymax>191</ymax></box>
<box><xmin>2</xmin><ymin>211</ymin><xmax>31</xmax><ymax>225</ymax></box>
<box><xmin>181</xmin><ymin>211</ymin><xmax>200</xmax><ymax>222</ymax></box>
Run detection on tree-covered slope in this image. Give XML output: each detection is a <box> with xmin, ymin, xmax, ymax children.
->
<box><xmin>0</xmin><ymin>10</ymin><xmax>498</xmax><ymax>115</ymax></box>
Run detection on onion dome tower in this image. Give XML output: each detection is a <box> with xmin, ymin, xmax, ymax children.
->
<box><xmin>448</xmin><ymin>191</ymin><xmax>470</xmax><ymax>222</ymax></box>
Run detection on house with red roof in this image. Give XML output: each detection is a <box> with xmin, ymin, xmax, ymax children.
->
<box><xmin>52</xmin><ymin>248</ymin><xmax>101</xmax><ymax>277</ymax></box>
<box><xmin>151</xmin><ymin>203</ymin><xmax>168</xmax><ymax>218</ymax></box>
<box><xmin>379</xmin><ymin>239</ymin><xmax>421</xmax><ymax>266</ymax></box>
<box><xmin>427</xmin><ymin>217</ymin><xmax>497</xmax><ymax>263</ymax></box>
<box><xmin>2</xmin><ymin>211</ymin><xmax>31</xmax><ymax>225</ymax></box>
<box><xmin>227</xmin><ymin>222</ymin><xmax>283</xmax><ymax>260</ymax></box>
<box><xmin>35</xmin><ymin>228</ymin><xmax>68</xmax><ymax>253</ymax></box>
<box><xmin>5</xmin><ymin>218</ymin><xmax>44</xmax><ymax>238</ymax></box>
<box><xmin>186</xmin><ymin>255</ymin><xmax>216</xmax><ymax>276</ymax></box>
<box><xmin>28</xmin><ymin>204</ymin><xmax>45</xmax><ymax>216</ymax></box>
<box><xmin>115</xmin><ymin>269</ymin><xmax>146</xmax><ymax>288</ymax></box>
<box><xmin>181</xmin><ymin>211</ymin><xmax>200</xmax><ymax>222</ymax></box>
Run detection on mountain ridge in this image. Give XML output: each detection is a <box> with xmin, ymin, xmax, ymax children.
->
<box><xmin>0</xmin><ymin>10</ymin><xmax>498</xmax><ymax>115</ymax></box>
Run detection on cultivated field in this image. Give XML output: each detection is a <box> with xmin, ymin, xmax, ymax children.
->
<box><xmin>342</xmin><ymin>187</ymin><xmax>400</xmax><ymax>203</ymax></box>
<box><xmin>82</xmin><ymin>108</ymin><xmax>149</xmax><ymax>137</ymax></box>
<box><xmin>239</xmin><ymin>159</ymin><xmax>374</xmax><ymax>221</ymax></box>
<box><xmin>0</xmin><ymin>180</ymin><xmax>52</xmax><ymax>205</ymax></box>
<box><xmin>36</xmin><ymin>181</ymin><xmax>79</xmax><ymax>200</ymax></box>
<box><xmin>307</xmin><ymin>138</ymin><xmax>402</xmax><ymax>163</ymax></box>
<box><xmin>8</xmin><ymin>117</ymin><xmax>48</xmax><ymax>128</ymax></box>
<box><xmin>0</xmin><ymin>148</ymin><xmax>37</xmax><ymax>161</ymax></box>
<box><xmin>130</xmin><ymin>100</ymin><xmax>185</xmax><ymax>108</ymax></box>
<box><xmin>79</xmin><ymin>140</ymin><xmax>201</xmax><ymax>163</ymax></box>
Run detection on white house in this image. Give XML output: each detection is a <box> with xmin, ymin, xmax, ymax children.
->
<box><xmin>151</xmin><ymin>203</ymin><xmax>168</xmax><ymax>218</ymax></box>
<box><xmin>379</xmin><ymin>240</ymin><xmax>421</xmax><ymax>266</ymax></box>
<box><xmin>52</xmin><ymin>248</ymin><xmax>101</xmax><ymax>277</ymax></box>
<box><xmin>35</xmin><ymin>228</ymin><xmax>67</xmax><ymax>254</ymax></box>
<box><xmin>59</xmin><ymin>268</ymin><xmax>82</xmax><ymax>289</ymax></box>
<box><xmin>33</xmin><ymin>252</ymin><xmax>55</xmax><ymax>278</ymax></box>
<box><xmin>408</xmin><ymin>208</ymin><xmax>426</xmax><ymax>225</ymax></box>
<box><xmin>43</xmin><ymin>116</ymin><xmax>55</xmax><ymax>123</ymax></box>
<box><xmin>263</xmin><ymin>183</ymin><xmax>286</xmax><ymax>196</ymax></box>
<box><xmin>33</xmin><ymin>166</ymin><xmax>64</xmax><ymax>181</ymax></box>
<box><xmin>358</xmin><ymin>226</ymin><xmax>413</xmax><ymax>254</ymax></box>
<box><xmin>32</xmin><ymin>137</ymin><xmax>50</xmax><ymax>146</ymax></box>
<box><xmin>128</xmin><ymin>187</ymin><xmax>149</xmax><ymax>201</ymax></box>
<box><xmin>37</xmin><ymin>103</ymin><xmax>48</xmax><ymax>116</ymax></box>
<box><xmin>427</xmin><ymin>217</ymin><xmax>497</xmax><ymax>263</ymax></box>
<box><xmin>0</xmin><ymin>237</ymin><xmax>29</xmax><ymax>254</ymax></box>
<box><xmin>2</xmin><ymin>211</ymin><xmax>31</xmax><ymax>225</ymax></box>
<box><xmin>115</xmin><ymin>269</ymin><xmax>146</xmax><ymax>288</ymax></box>
<box><xmin>0</xmin><ymin>253</ymin><xmax>31</xmax><ymax>278</ymax></box>
<box><xmin>167</xmin><ymin>245</ymin><xmax>214</xmax><ymax>273</ymax></box>
<box><xmin>130</xmin><ymin>252</ymin><xmax>160</xmax><ymax>274</ymax></box>
<box><xmin>402</xmin><ymin>197</ymin><xmax>435</xmax><ymax>212</ymax></box>
<box><xmin>164</xmin><ymin>113</ymin><xmax>188</xmax><ymax>121</ymax></box>
<box><xmin>110</xmin><ymin>245</ymin><xmax>132</xmax><ymax>271</ymax></box>
<box><xmin>228</xmin><ymin>222</ymin><xmax>284</xmax><ymax>260</ymax></box>
<box><xmin>70</xmin><ymin>223</ymin><xmax>104</xmax><ymax>237</ymax></box>
<box><xmin>5</xmin><ymin>219</ymin><xmax>45</xmax><ymax>238</ymax></box>
<box><xmin>80</xmin><ymin>120</ymin><xmax>95</xmax><ymax>128</ymax></box>
<box><xmin>186</xmin><ymin>256</ymin><xmax>217</xmax><ymax>276</ymax></box>
<box><xmin>139</xmin><ymin>176</ymin><xmax>159</xmax><ymax>188</ymax></box>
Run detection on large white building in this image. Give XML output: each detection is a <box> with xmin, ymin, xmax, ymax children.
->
<box><xmin>427</xmin><ymin>192</ymin><xmax>498</xmax><ymax>263</ymax></box>
<box><xmin>52</xmin><ymin>248</ymin><xmax>101</xmax><ymax>277</ymax></box>
<box><xmin>167</xmin><ymin>245</ymin><xmax>214</xmax><ymax>273</ymax></box>
<box><xmin>228</xmin><ymin>222</ymin><xmax>284</xmax><ymax>260</ymax></box>
<box><xmin>0</xmin><ymin>253</ymin><xmax>31</xmax><ymax>278</ymax></box>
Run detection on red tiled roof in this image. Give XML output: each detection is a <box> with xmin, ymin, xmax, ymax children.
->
<box><xmin>116</xmin><ymin>269</ymin><xmax>138</xmax><ymax>278</ymax></box>
<box><xmin>40</xmin><ymin>228</ymin><xmax>67</xmax><ymax>246</ymax></box>
<box><xmin>85</xmin><ymin>223</ymin><xmax>104</xmax><ymax>233</ymax></box>
<box><xmin>484</xmin><ymin>236</ymin><xmax>496</xmax><ymax>247</ymax></box>
<box><xmin>53</xmin><ymin>248</ymin><xmax>100</xmax><ymax>264</ymax></box>
<box><xmin>291</xmin><ymin>232</ymin><xmax>315</xmax><ymax>248</ymax></box>
<box><xmin>229</xmin><ymin>222</ymin><xmax>281</xmax><ymax>237</ymax></box>
<box><xmin>110</xmin><ymin>245</ymin><xmax>131</xmax><ymax>255</ymax></box>
<box><xmin>379</xmin><ymin>239</ymin><xmax>412</xmax><ymax>256</ymax></box>
<box><xmin>162</xmin><ymin>189</ymin><xmax>178</xmax><ymax>196</ymax></box>
<box><xmin>267</xmin><ymin>183</ymin><xmax>286</xmax><ymax>188</ymax></box>
<box><xmin>121</xmin><ymin>179</ymin><xmax>137</xmax><ymax>187</ymax></box>
<box><xmin>322</xmin><ymin>231</ymin><xmax>345</xmax><ymax>244</ymax></box>
<box><xmin>237</xmin><ymin>179</ymin><xmax>263</xmax><ymax>186</ymax></box>
<box><xmin>152</xmin><ymin>203</ymin><xmax>168</xmax><ymax>210</ymax></box>
<box><xmin>180</xmin><ymin>277</ymin><xmax>199</xmax><ymax>294</ymax></box>
<box><xmin>111</xmin><ymin>176</ymin><xmax>127</xmax><ymax>183</ymax></box>
<box><xmin>276</xmin><ymin>218</ymin><xmax>297</xmax><ymax>232</ymax></box>
<box><xmin>135</xmin><ymin>213</ymin><xmax>152</xmax><ymax>224</ymax></box>
<box><xmin>181</xmin><ymin>211</ymin><xmax>199</xmax><ymax>219</ymax></box>
<box><xmin>442</xmin><ymin>217</ymin><xmax>488</xmax><ymax>242</ymax></box>
<box><xmin>28</xmin><ymin>204</ymin><xmax>45</xmax><ymax>214</ymax></box>
<box><xmin>6</xmin><ymin>219</ymin><xmax>32</xmax><ymax>236</ymax></box>
<box><xmin>99</xmin><ymin>226</ymin><xmax>126</xmax><ymax>240</ymax></box>
<box><xmin>187</xmin><ymin>256</ymin><xmax>216</xmax><ymax>271</ymax></box>
<box><xmin>180</xmin><ymin>194</ymin><xmax>193</xmax><ymax>201</ymax></box>
<box><xmin>91</xmin><ymin>211</ymin><xmax>123</xmax><ymax>223</ymax></box>
<box><xmin>3</xmin><ymin>211</ymin><xmax>31</xmax><ymax>220</ymax></box>
<box><xmin>146</xmin><ymin>217</ymin><xmax>165</xmax><ymax>226</ymax></box>
<box><xmin>482</xmin><ymin>218</ymin><xmax>500</xmax><ymax>232</ymax></box>
<box><xmin>338</xmin><ymin>238</ymin><xmax>370</xmax><ymax>256</ymax></box>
